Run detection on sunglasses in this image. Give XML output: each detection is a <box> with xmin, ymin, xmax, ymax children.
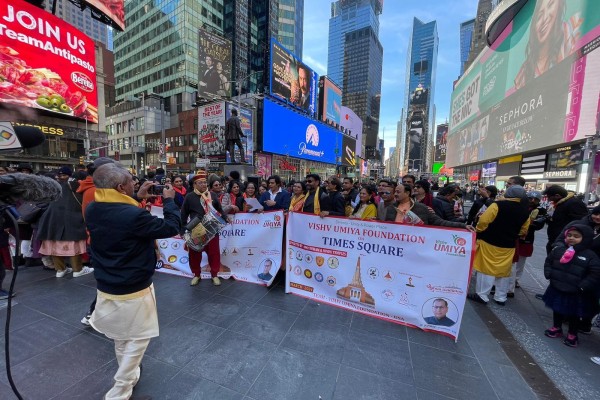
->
<box><xmin>306</xmin><ymin>180</ymin><xmax>314</xmax><ymax>183</ymax></box>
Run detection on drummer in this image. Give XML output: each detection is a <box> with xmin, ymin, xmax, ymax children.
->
<box><xmin>180</xmin><ymin>170</ymin><xmax>224</xmax><ymax>286</ymax></box>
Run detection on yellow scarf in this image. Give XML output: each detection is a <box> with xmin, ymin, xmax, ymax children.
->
<box><xmin>95</xmin><ymin>189</ymin><xmax>140</xmax><ymax>207</ymax></box>
<box><xmin>193</xmin><ymin>187</ymin><xmax>212</xmax><ymax>210</ymax></box>
<box><xmin>303</xmin><ymin>187</ymin><xmax>321</xmax><ymax>214</ymax></box>
<box><xmin>289</xmin><ymin>194</ymin><xmax>305</xmax><ymax>212</ymax></box>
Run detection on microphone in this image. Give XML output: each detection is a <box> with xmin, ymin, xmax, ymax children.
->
<box><xmin>0</xmin><ymin>173</ymin><xmax>62</xmax><ymax>203</ymax></box>
<box><xmin>0</xmin><ymin>122</ymin><xmax>45</xmax><ymax>152</ymax></box>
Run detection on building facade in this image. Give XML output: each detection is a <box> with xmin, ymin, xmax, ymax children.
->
<box><xmin>46</xmin><ymin>0</ymin><xmax>111</xmax><ymax>49</ymax></box>
<box><xmin>464</xmin><ymin>0</ymin><xmax>501</xmax><ymax>72</ymax></box>
<box><xmin>277</xmin><ymin>0</ymin><xmax>304</xmax><ymax>59</ymax></box>
<box><xmin>113</xmin><ymin>0</ymin><xmax>225</xmax><ymax>114</ymax></box>
<box><xmin>459</xmin><ymin>18</ymin><xmax>475</xmax><ymax>76</ymax></box>
<box><xmin>327</xmin><ymin>0</ymin><xmax>383</xmax><ymax>87</ymax></box>
<box><xmin>328</xmin><ymin>0</ymin><xmax>383</xmax><ymax>162</ymax></box>
<box><xmin>400</xmin><ymin>18</ymin><xmax>438</xmax><ymax>175</ymax></box>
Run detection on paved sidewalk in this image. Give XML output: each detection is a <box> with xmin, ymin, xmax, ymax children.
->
<box><xmin>0</xmin><ymin>241</ymin><xmax>585</xmax><ymax>400</ymax></box>
<box><xmin>471</xmin><ymin>230</ymin><xmax>600</xmax><ymax>400</ymax></box>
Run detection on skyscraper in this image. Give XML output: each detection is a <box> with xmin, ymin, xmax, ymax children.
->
<box><xmin>328</xmin><ymin>0</ymin><xmax>383</xmax><ymax>87</ymax></box>
<box><xmin>459</xmin><ymin>19</ymin><xmax>475</xmax><ymax>76</ymax></box>
<box><xmin>277</xmin><ymin>0</ymin><xmax>304</xmax><ymax>59</ymax></box>
<box><xmin>464</xmin><ymin>0</ymin><xmax>501</xmax><ymax>71</ymax></box>
<box><xmin>113</xmin><ymin>1</ymin><xmax>225</xmax><ymax>112</ymax></box>
<box><xmin>46</xmin><ymin>0</ymin><xmax>111</xmax><ymax>49</ymax></box>
<box><xmin>328</xmin><ymin>0</ymin><xmax>384</xmax><ymax>161</ymax></box>
<box><xmin>400</xmin><ymin>18</ymin><xmax>438</xmax><ymax>174</ymax></box>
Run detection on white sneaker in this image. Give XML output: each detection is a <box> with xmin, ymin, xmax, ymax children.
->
<box><xmin>592</xmin><ymin>356</ymin><xmax>600</xmax><ymax>366</ymax></box>
<box><xmin>73</xmin><ymin>266</ymin><xmax>94</xmax><ymax>278</ymax></box>
<box><xmin>56</xmin><ymin>268</ymin><xmax>73</xmax><ymax>278</ymax></box>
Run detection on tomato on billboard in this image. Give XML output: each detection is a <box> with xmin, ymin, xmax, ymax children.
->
<box><xmin>0</xmin><ymin>2</ymin><xmax>98</xmax><ymax>123</ymax></box>
<box><xmin>84</xmin><ymin>1</ymin><xmax>125</xmax><ymax>31</ymax></box>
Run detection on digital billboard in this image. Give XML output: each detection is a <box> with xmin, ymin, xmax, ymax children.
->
<box><xmin>447</xmin><ymin>0</ymin><xmax>600</xmax><ymax>167</ymax></box>
<box><xmin>0</xmin><ymin>2</ymin><xmax>98</xmax><ymax>123</ymax></box>
<box><xmin>319</xmin><ymin>76</ymin><xmax>342</xmax><ymax>125</ymax></box>
<box><xmin>341</xmin><ymin>133</ymin><xmax>356</xmax><ymax>167</ymax></box>
<box><xmin>408</xmin><ymin>114</ymin><xmax>424</xmax><ymax>170</ymax></box>
<box><xmin>340</xmin><ymin>106</ymin><xmax>363</xmax><ymax>157</ymax></box>
<box><xmin>84</xmin><ymin>1</ymin><xmax>125</xmax><ymax>31</ymax></box>
<box><xmin>198</xmin><ymin>29</ymin><xmax>232</xmax><ymax>100</ymax></box>
<box><xmin>262</xmin><ymin>99</ymin><xmax>341</xmax><ymax>164</ymax></box>
<box><xmin>410</xmin><ymin>84</ymin><xmax>429</xmax><ymax>105</ymax></box>
<box><xmin>434</xmin><ymin>123</ymin><xmax>448</xmax><ymax>163</ymax></box>
<box><xmin>269</xmin><ymin>38</ymin><xmax>318</xmax><ymax>115</ymax></box>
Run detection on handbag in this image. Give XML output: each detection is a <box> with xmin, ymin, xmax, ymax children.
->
<box><xmin>16</xmin><ymin>202</ymin><xmax>45</xmax><ymax>223</ymax></box>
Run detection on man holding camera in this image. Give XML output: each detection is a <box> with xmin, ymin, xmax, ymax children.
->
<box><xmin>85</xmin><ymin>163</ymin><xmax>181</xmax><ymax>400</ymax></box>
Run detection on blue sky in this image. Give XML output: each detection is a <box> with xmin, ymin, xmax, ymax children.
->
<box><xmin>302</xmin><ymin>0</ymin><xmax>479</xmax><ymax>155</ymax></box>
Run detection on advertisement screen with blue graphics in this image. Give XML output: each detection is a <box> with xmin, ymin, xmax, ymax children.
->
<box><xmin>262</xmin><ymin>99</ymin><xmax>341</xmax><ymax>164</ymax></box>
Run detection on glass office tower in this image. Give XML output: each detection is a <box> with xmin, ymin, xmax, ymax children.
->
<box><xmin>278</xmin><ymin>0</ymin><xmax>304</xmax><ymax>59</ymax></box>
<box><xmin>400</xmin><ymin>18</ymin><xmax>438</xmax><ymax>173</ymax></box>
<box><xmin>459</xmin><ymin>19</ymin><xmax>475</xmax><ymax>76</ymax></box>
<box><xmin>113</xmin><ymin>0</ymin><xmax>224</xmax><ymax>112</ymax></box>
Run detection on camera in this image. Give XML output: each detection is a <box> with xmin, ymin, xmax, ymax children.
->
<box><xmin>153</xmin><ymin>185</ymin><xmax>165</xmax><ymax>195</ymax></box>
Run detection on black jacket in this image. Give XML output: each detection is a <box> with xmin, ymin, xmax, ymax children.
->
<box><xmin>546</xmin><ymin>195</ymin><xmax>588</xmax><ymax>244</ymax></box>
<box><xmin>86</xmin><ymin>198</ymin><xmax>181</xmax><ymax>295</ymax></box>
<box><xmin>384</xmin><ymin>201</ymin><xmax>466</xmax><ymax>228</ymax></box>
<box><xmin>324</xmin><ymin>190</ymin><xmax>346</xmax><ymax>216</ymax></box>
<box><xmin>544</xmin><ymin>224</ymin><xmax>600</xmax><ymax>294</ymax></box>
<box><xmin>259</xmin><ymin>189</ymin><xmax>291</xmax><ymax>211</ymax></box>
<box><xmin>432</xmin><ymin>195</ymin><xmax>462</xmax><ymax>222</ymax></box>
<box><xmin>554</xmin><ymin>215</ymin><xmax>600</xmax><ymax>256</ymax></box>
<box><xmin>36</xmin><ymin>180</ymin><xmax>87</xmax><ymax>242</ymax></box>
<box><xmin>466</xmin><ymin>197</ymin><xmax>494</xmax><ymax>225</ymax></box>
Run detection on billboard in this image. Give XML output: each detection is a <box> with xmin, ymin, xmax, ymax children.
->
<box><xmin>0</xmin><ymin>2</ymin><xmax>98</xmax><ymax>123</ymax></box>
<box><xmin>434</xmin><ymin>123</ymin><xmax>448</xmax><ymax>163</ymax></box>
<box><xmin>340</xmin><ymin>106</ymin><xmax>363</xmax><ymax>157</ymax></box>
<box><xmin>269</xmin><ymin>38</ymin><xmax>318</xmax><ymax>115</ymax></box>
<box><xmin>341</xmin><ymin>133</ymin><xmax>356</xmax><ymax>167</ymax></box>
<box><xmin>225</xmin><ymin>102</ymin><xmax>253</xmax><ymax>165</ymax></box>
<box><xmin>319</xmin><ymin>76</ymin><xmax>342</xmax><ymax>125</ymax></box>
<box><xmin>198</xmin><ymin>101</ymin><xmax>226</xmax><ymax>162</ymax></box>
<box><xmin>408</xmin><ymin>114</ymin><xmax>424</xmax><ymax>170</ymax></box>
<box><xmin>198</xmin><ymin>29</ymin><xmax>232</xmax><ymax>100</ymax></box>
<box><xmin>84</xmin><ymin>1</ymin><xmax>125</xmax><ymax>31</ymax></box>
<box><xmin>410</xmin><ymin>84</ymin><xmax>429</xmax><ymax>105</ymax></box>
<box><xmin>262</xmin><ymin>99</ymin><xmax>341</xmax><ymax>164</ymax></box>
<box><xmin>447</xmin><ymin>0</ymin><xmax>600</xmax><ymax>167</ymax></box>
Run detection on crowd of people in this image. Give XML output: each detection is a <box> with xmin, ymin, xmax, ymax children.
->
<box><xmin>2</xmin><ymin>164</ymin><xmax>600</xmax><ymax>398</ymax></box>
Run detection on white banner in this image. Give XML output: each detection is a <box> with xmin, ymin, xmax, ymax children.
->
<box><xmin>285</xmin><ymin>213</ymin><xmax>475</xmax><ymax>340</ymax></box>
<box><xmin>156</xmin><ymin>211</ymin><xmax>284</xmax><ymax>286</ymax></box>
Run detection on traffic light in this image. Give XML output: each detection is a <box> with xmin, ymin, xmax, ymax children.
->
<box><xmin>79</xmin><ymin>156</ymin><xmax>84</xmax><ymax>165</ymax></box>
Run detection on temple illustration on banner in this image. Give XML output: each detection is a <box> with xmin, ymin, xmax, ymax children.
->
<box><xmin>336</xmin><ymin>257</ymin><xmax>375</xmax><ymax>307</ymax></box>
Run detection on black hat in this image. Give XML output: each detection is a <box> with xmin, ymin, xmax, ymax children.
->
<box><xmin>58</xmin><ymin>166</ymin><xmax>73</xmax><ymax>176</ymax></box>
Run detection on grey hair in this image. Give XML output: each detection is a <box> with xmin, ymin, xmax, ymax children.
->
<box><xmin>93</xmin><ymin>163</ymin><xmax>131</xmax><ymax>189</ymax></box>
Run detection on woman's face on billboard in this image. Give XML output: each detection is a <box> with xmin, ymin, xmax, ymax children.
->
<box><xmin>535</xmin><ymin>0</ymin><xmax>560</xmax><ymax>44</ymax></box>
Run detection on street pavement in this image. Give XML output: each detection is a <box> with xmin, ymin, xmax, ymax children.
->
<box><xmin>0</xmin><ymin>228</ymin><xmax>598</xmax><ymax>399</ymax></box>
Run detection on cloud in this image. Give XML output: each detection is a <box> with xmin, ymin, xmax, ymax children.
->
<box><xmin>303</xmin><ymin>55</ymin><xmax>327</xmax><ymax>76</ymax></box>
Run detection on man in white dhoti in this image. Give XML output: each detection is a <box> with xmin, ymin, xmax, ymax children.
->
<box><xmin>85</xmin><ymin>163</ymin><xmax>181</xmax><ymax>400</ymax></box>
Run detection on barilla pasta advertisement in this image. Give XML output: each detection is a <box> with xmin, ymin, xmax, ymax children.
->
<box><xmin>0</xmin><ymin>1</ymin><xmax>98</xmax><ymax>122</ymax></box>
<box><xmin>285</xmin><ymin>213</ymin><xmax>475</xmax><ymax>341</ymax></box>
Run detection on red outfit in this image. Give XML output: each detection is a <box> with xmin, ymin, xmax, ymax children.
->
<box><xmin>188</xmin><ymin>237</ymin><xmax>220</xmax><ymax>278</ymax></box>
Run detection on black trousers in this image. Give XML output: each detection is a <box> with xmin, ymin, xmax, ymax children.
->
<box><xmin>226</xmin><ymin>139</ymin><xmax>246</xmax><ymax>163</ymax></box>
<box><xmin>553</xmin><ymin>311</ymin><xmax>579</xmax><ymax>335</ymax></box>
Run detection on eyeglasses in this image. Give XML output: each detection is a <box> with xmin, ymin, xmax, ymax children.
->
<box><xmin>306</xmin><ymin>180</ymin><xmax>314</xmax><ymax>183</ymax></box>
<box><xmin>378</xmin><ymin>191</ymin><xmax>391</xmax><ymax>195</ymax></box>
